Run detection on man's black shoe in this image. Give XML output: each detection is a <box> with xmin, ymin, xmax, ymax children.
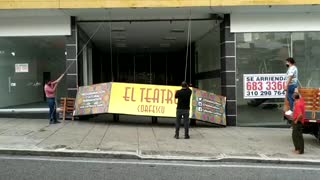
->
<box><xmin>54</xmin><ymin>121</ymin><xmax>61</xmax><ymax>124</ymax></box>
<box><xmin>185</xmin><ymin>135</ymin><xmax>190</xmax><ymax>139</ymax></box>
<box><xmin>174</xmin><ymin>134</ymin><xmax>179</xmax><ymax>139</ymax></box>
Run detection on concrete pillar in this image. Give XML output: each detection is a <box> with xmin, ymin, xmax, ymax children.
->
<box><xmin>220</xmin><ymin>14</ymin><xmax>237</xmax><ymax>126</ymax></box>
<box><xmin>65</xmin><ymin>17</ymin><xmax>78</xmax><ymax>98</ymax></box>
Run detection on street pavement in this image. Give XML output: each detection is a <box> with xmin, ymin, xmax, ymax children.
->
<box><xmin>1</xmin><ymin>155</ymin><xmax>320</xmax><ymax>180</ymax></box>
<box><xmin>0</xmin><ymin>117</ymin><xmax>320</xmax><ymax>163</ymax></box>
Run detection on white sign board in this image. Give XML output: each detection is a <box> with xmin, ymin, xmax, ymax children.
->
<box><xmin>231</xmin><ymin>13</ymin><xmax>320</xmax><ymax>33</ymax></box>
<box><xmin>243</xmin><ymin>74</ymin><xmax>287</xmax><ymax>99</ymax></box>
<box><xmin>15</xmin><ymin>63</ymin><xmax>29</xmax><ymax>73</ymax></box>
<box><xmin>0</xmin><ymin>16</ymin><xmax>71</xmax><ymax>37</ymax></box>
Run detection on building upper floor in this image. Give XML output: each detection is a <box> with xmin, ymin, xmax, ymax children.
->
<box><xmin>1</xmin><ymin>0</ymin><xmax>320</xmax><ymax>9</ymax></box>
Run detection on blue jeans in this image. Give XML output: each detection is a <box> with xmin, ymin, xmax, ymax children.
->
<box><xmin>287</xmin><ymin>84</ymin><xmax>297</xmax><ymax>111</ymax></box>
<box><xmin>47</xmin><ymin>98</ymin><xmax>57</xmax><ymax>122</ymax></box>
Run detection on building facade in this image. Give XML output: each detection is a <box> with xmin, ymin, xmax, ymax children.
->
<box><xmin>0</xmin><ymin>0</ymin><xmax>320</xmax><ymax>126</ymax></box>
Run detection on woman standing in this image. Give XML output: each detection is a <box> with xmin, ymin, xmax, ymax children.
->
<box><xmin>284</xmin><ymin>58</ymin><xmax>298</xmax><ymax>116</ymax></box>
<box><xmin>44</xmin><ymin>74</ymin><xmax>65</xmax><ymax>124</ymax></box>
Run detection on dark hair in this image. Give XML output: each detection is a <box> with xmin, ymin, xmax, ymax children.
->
<box><xmin>286</xmin><ymin>57</ymin><xmax>295</xmax><ymax>65</ymax></box>
<box><xmin>45</xmin><ymin>80</ymin><xmax>52</xmax><ymax>85</ymax></box>
<box><xmin>181</xmin><ymin>81</ymin><xmax>188</xmax><ymax>88</ymax></box>
<box><xmin>294</xmin><ymin>92</ymin><xmax>300</xmax><ymax>100</ymax></box>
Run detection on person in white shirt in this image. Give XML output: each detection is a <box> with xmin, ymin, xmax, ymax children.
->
<box><xmin>284</xmin><ymin>58</ymin><xmax>298</xmax><ymax>116</ymax></box>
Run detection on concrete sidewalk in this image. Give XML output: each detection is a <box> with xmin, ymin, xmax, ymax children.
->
<box><xmin>0</xmin><ymin>118</ymin><xmax>319</xmax><ymax>164</ymax></box>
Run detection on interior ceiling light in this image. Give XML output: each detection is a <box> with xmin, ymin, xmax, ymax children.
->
<box><xmin>116</xmin><ymin>43</ymin><xmax>127</xmax><ymax>48</ymax></box>
<box><xmin>115</xmin><ymin>39</ymin><xmax>126</xmax><ymax>42</ymax></box>
<box><xmin>111</xmin><ymin>27</ymin><xmax>126</xmax><ymax>32</ymax></box>
<box><xmin>113</xmin><ymin>36</ymin><xmax>126</xmax><ymax>40</ymax></box>
<box><xmin>160</xmin><ymin>43</ymin><xmax>170</xmax><ymax>48</ymax></box>
<box><xmin>163</xmin><ymin>37</ymin><xmax>177</xmax><ymax>41</ymax></box>
<box><xmin>171</xmin><ymin>29</ymin><xmax>185</xmax><ymax>33</ymax></box>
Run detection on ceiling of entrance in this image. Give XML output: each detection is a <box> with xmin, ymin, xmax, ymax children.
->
<box><xmin>75</xmin><ymin>8</ymin><xmax>218</xmax><ymax>53</ymax></box>
<box><xmin>78</xmin><ymin>20</ymin><xmax>218</xmax><ymax>53</ymax></box>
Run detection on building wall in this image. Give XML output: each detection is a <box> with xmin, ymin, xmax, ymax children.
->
<box><xmin>0</xmin><ymin>0</ymin><xmax>319</xmax><ymax>9</ymax></box>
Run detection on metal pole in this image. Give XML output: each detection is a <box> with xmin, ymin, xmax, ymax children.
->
<box><xmin>133</xmin><ymin>55</ymin><xmax>136</xmax><ymax>83</ymax></box>
<box><xmin>165</xmin><ymin>53</ymin><xmax>168</xmax><ymax>85</ymax></box>
<box><xmin>150</xmin><ymin>53</ymin><xmax>152</xmax><ymax>84</ymax></box>
<box><xmin>189</xmin><ymin>19</ymin><xmax>192</xmax><ymax>85</ymax></box>
<box><xmin>116</xmin><ymin>51</ymin><xmax>119</xmax><ymax>81</ymax></box>
<box><xmin>109</xmin><ymin>11</ymin><xmax>114</xmax><ymax>82</ymax></box>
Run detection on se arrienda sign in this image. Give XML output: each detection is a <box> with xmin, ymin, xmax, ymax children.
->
<box><xmin>243</xmin><ymin>74</ymin><xmax>287</xmax><ymax>99</ymax></box>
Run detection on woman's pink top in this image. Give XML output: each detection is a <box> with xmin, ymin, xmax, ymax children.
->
<box><xmin>44</xmin><ymin>84</ymin><xmax>56</xmax><ymax>98</ymax></box>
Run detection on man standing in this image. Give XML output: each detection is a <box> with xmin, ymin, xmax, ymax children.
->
<box><xmin>44</xmin><ymin>73</ymin><xmax>65</xmax><ymax>124</ymax></box>
<box><xmin>284</xmin><ymin>57</ymin><xmax>298</xmax><ymax>116</ymax></box>
<box><xmin>292</xmin><ymin>92</ymin><xmax>305</xmax><ymax>154</ymax></box>
<box><xmin>174</xmin><ymin>81</ymin><xmax>192</xmax><ymax>139</ymax></box>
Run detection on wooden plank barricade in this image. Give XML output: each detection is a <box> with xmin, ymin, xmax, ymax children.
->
<box><xmin>60</xmin><ymin>97</ymin><xmax>75</xmax><ymax>121</ymax></box>
<box><xmin>299</xmin><ymin>88</ymin><xmax>320</xmax><ymax>120</ymax></box>
<box><xmin>285</xmin><ymin>88</ymin><xmax>320</xmax><ymax>119</ymax></box>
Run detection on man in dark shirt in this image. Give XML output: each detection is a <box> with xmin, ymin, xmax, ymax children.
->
<box><xmin>174</xmin><ymin>81</ymin><xmax>192</xmax><ymax>139</ymax></box>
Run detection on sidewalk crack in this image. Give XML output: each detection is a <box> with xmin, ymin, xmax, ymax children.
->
<box><xmin>151</xmin><ymin>125</ymin><xmax>160</xmax><ymax>149</ymax></box>
<box><xmin>97</xmin><ymin>123</ymin><xmax>110</xmax><ymax>150</ymax></box>
<box><xmin>35</xmin><ymin>122</ymin><xmax>69</xmax><ymax>147</ymax></box>
<box><xmin>195</xmin><ymin>128</ymin><xmax>218</xmax><ymax>150</ymax></box>
<box><xmin>137</xmin><ymin>126</ymin><xmax>140</xmax><ymax>155</ymax></box>
<box><xmin>77</xmin><ymin>123</ymin><xmax>96</xmax><ymax>148</ymax></box>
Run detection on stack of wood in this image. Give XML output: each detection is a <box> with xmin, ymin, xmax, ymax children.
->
<box><xmin>60</xmin><ymin>97</ymin><xmax>75</xmax><ymax>121</ymax></box>
<box><xmin>298</xmin><ymin>88</ymin><xmax>320</xmax><ymax>119</ymax></box>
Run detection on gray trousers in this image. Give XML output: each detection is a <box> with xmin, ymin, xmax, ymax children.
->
<box><xmin>175</xmin><ymin>109</ymin><xmax>189</xmax><ymax>136</ymax></box>
<box><xmin>292</xmin><ymin>122</ymin><xmax>304</xmax><ymax>153</ymax></box>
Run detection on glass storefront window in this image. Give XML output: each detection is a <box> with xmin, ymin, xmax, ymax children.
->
<box><xmin>197</xmin><ymin>78</ymin><xmax>221</xmax><ymax>95</ymax></box>
<box><xmin>0</xmin><ymin>36</ymin><xmax>66</xmax><ymax>109</ymax></box>
<box><xmin>195</xmin><ymin>26</ymin><xmax>221</xmax><ymax>95</ymax></box>
<box><xmin>236</xmin><ymin>32</ymin><xmax>291</xmax><ymax>126</ymax></box>
<box><xmin>236</xmin><ymin>32</ymin><xmax>320</xmax><ymax>126</ymax></box>
<box><xmin>292</xmin><ymin>32</ymin><xmax>320</xmax><ymax>88</ymax></box>
<box><xmin>196</xmin><ymin>29</ymin><xmax>220</xmax><ymax>73</ymax></box>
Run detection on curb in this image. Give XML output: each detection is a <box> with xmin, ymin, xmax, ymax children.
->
<box><xmin>1</xmin><ymin>148</ymin><xmax>320</xmax><ymax>165</ymax></box>
<box><xmin>0</xmin><ymin>149</ymin><xmax>139</xmax><ymax>159</ymax></box>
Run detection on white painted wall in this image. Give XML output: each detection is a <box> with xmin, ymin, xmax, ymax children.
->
<box><xmin>231</xmin><ymin>13</ymin><xmax>320</xmax><ymax>33</ymax></box>
<box><xmin>0</xmin><ymin>16</ymin><xmax>70</xmax><ymax>36</ymax></box>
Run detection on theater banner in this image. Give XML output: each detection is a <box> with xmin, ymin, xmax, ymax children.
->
<box><xmin>74</xmin><ymin>82</ymin><xmax>226</xmax><ymax>126</ymax></box>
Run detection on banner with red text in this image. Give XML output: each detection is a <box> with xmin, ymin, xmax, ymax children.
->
<box><xmin>243</xmin><ymin>74</ymin><xmax>287</xmax><ymax>99</ymax></box>
<box><xmin>74</xmin><ymin>82</ymin><xmax>226</xmax><ymax>126</ymax></box>
<box><xmin>108</xmin><ymin>82</ymin><xmax>182</xmax><ymax>117</ymax></box>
